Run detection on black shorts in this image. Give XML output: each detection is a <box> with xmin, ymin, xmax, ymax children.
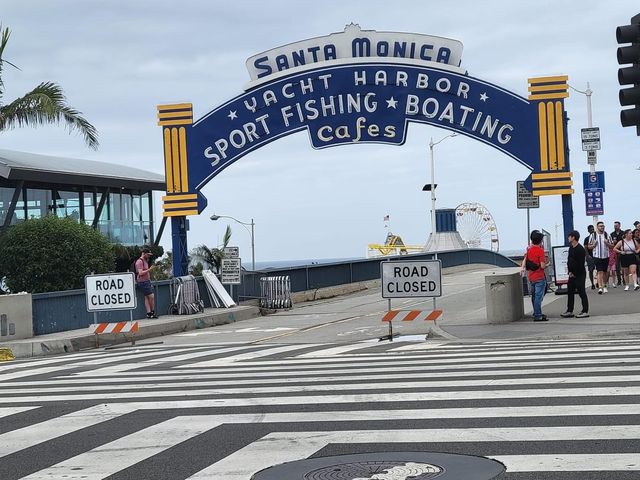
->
<box><xmin>594</xmin><ymin>257</ymin><xmax>608</xmax><ymax>272</ymax></box>
<box><xmin>620</xmin><ymin>253</ymin><xmax>637</xmax><ymax>269</ymax></box>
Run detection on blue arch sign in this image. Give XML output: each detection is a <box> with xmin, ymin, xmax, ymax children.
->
<box><xmin>158</xmin><ymin>25</ymin><xmax>575</xmax><ymax>276</ymax></box>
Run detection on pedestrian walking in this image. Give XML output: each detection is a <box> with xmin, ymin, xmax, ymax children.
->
<box><xmin>583</xmin><ymin>225</ymin><xmax>596</xmax><ymax>290</ymax></box>
<box><xmin>586</xmin><ymin>221</ymin><xmax>613</xmax><ymax>294</ymax></box>
<box><xmin>613</xmin><ymin>229</ymin><xmax>640</xmax><ymax>291</ymax></box>
<box><xmin>521</xmin><ymin>230</ymin><xmax>548</xmax><ymax>322</ymax></box>
<box><xmin>611</xmin><ymin>221</ymin><xmax>625</xmax><ymax>287</ymax></box>
<box><xmin>561</xmin><ymin>230</ymin><xmax>589</xmax><ymax>318</ymax></box>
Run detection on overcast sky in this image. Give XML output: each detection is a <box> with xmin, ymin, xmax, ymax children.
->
<box><xmin>2</xmin><ymin>1</ymin><xmax>639</xmax><ymax>263</ymax></box>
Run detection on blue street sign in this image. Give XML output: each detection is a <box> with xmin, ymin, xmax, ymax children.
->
<box><xmin>582</xmin><ymin>171</ymin><xmax>605</xmax><ymax>192</ymax></box>
<box><xmin>585</xmin><ymin>188</ymin><xmax>604</xmax><ymax>216</ymax></box>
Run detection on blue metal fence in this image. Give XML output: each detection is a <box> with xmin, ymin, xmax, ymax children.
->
<box><xmin>32</xmin><ymin>248</ymin><xmax>516</xmax><ymax>335</ymax></box>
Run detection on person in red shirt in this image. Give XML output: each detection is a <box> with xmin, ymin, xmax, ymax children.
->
<box><xmin>521</xmin><ymin>230</ymin><xmax>549</xmax><ymax>321</ymax></box>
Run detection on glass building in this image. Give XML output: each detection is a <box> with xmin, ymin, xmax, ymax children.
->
<box><xmin>0</xmin><ymin>149</ymin><xmax>165</xmax><ymax>246</ymax></box>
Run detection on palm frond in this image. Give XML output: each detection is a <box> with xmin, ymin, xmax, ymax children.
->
<box><xmin>0</xmin><ymin>82</ymin><xmax>99</xmax><ymax>149</ymax></box>
<box><xmin>221</xmin><ymin>225</ymin><xmax>232</xmax><ymax>249</ymax></box>
<box><xmin>0</xmin><ymin>27</ymin><xmax>19</xmax><ymax>99</ymax></box>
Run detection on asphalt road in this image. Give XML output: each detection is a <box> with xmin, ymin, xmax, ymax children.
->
<box><xmin>1</xmin><ymin>265</ymin><xmax>639</xmax><ymax>479</ymax></box>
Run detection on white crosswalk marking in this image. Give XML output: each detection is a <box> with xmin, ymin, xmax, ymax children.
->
<box><xmin>0</xmin><ymin>338</ymin><xmax>639</xmax><ymax>479</ymax></box>
<box><xmin>20</xmin><ymin>416</ymin><xmax>218</xmax><ymax>480</ymax></box>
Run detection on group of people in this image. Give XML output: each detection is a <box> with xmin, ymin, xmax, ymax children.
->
<box><xmin>522</xmin><ymin>221</ymin><xmax>640</xmax><ymax>322</ymax></box>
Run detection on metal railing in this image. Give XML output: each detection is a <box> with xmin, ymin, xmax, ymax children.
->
<box><xmin>30</xmin><ymin>248</ymin><xmax>517</xmax><ymax>335</ymax></box>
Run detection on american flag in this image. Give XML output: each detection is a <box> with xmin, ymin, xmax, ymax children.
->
<box><xmin>383</xmin><ymin>215</ymin><xmax>390</xmax><ymax>222</ymax></box>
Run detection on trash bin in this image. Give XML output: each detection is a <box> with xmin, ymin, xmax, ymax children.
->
<box><xmin>485</xmin><ymin>271</ymin><xmax>524</xmax><ymax>324</ymax></box>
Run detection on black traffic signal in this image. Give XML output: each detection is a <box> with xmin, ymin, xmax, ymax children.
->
<box><xmin>617</xmin><ymin>13</ymin><xmax>640</xmax><ymax>135</ymax></box>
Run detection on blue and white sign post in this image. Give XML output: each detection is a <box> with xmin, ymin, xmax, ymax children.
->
<box><xmin>583</xmin><ymin>171</ymin><xmax>606</xmax><ymax>217</ymax></box>
<box><xmin>157</xmin><ymin>25</ymin><xmax>576</xmax><ymax>276</ymax></box>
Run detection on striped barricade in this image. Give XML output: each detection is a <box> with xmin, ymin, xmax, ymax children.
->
<box><xmin>380</xmin><ymin>310</ymin><xmax>443</xmax><ymax>342</ymax></box>
<box><xmin>90</xmin><ymin>321</ymin><xmax>139</xmax><ymax>347</ymax></box>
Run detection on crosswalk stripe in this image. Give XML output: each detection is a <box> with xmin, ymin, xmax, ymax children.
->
<box><xmin>492</xmin><ymin>453</ymin><xmax>640</xmax><ymax>471</ymax></box>
<box><xmin>3</xmin><ymin>373</ymin><xmax>640</xmax><ymax>396</ymax></box>
<box><xmin>0</xmin><ymin>406</ymin><xmax>38</xmax><ymax>418</ymax></box>
<box><xmin>0</xmin><ymin>346</ymin><xmax>204</xmax><ymax>381</ymax></box>
<box><xmin>20</xmin><ymin>416</ymin><xmax>218</xmax><ymax>480</ymax></box>
<box><xmin>177</xmin><ymin>346</ymin><xmax>640</xmax><ymax>368</ymax></box>
<box><xmin>5</xmin><ymin>364</ymin><xmax>635</xmax><ymax>389</ymax></box>
<box><xmin>67</xmin><ymin>345</ymin><xmax>264</xmax><ymax>376</ymax></box>
<box><xmin>0</xmin><ymin>404</ymin><xmax>133</xmax><ymax>458</ymax></box>
<box><xmin>3</xmin><ymin>385</ymin><xmax>638</xmax><ymax>405</ymax></box>
<box><xmin>187</xmin><ymin>344</ymin><xmax>322</xmax><ymax>366</ymax></box>
<box><xmin>62</xmin><ymin>357</ymin><xmax>640</xmax><ymax>379</ymax></box>
<box><xmin>295</xmin><ymin>341</ymin><xmax>378</xmax><ymax>357</ymax></box>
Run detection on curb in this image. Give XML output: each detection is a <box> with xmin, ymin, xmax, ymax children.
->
<box><xmin>5</xmin><ymin>306</ymin><xmax>261</xmax><ymax>359</ymax></box>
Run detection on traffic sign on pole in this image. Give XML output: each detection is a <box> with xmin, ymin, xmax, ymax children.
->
<box><xmin>581</xmin><ymin>127</ymin><xmax>601</xmax><ymax>151</ymax></box>
<box><xmin>516</xmin><ymin>181</ymin><xmax>539</xmax><ymax>209</ymax></box>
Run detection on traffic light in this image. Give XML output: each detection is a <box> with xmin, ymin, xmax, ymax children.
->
<box><xmin>617</xmin><ymin>13</ymin><xmax>640</xmax><ymax>135</ymax></box>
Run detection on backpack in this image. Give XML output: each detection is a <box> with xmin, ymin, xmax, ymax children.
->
<box><xmin>525</xmin><ymin>256</ymin><xmax>540</xmax><ymax>271</ymax></box>
<box><xmin>130</xmin><ymin>259</ymin><xmax>139</xmax><ymax>281</ymax></box>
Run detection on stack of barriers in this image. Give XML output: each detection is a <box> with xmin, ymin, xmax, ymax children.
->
<box><xmin>168</xmin><ymin>275</ymin><xmax>205</xmax><ymax>315</ymax></box>
<box><xmin>259</xmin><ymin>275</ymin><xmax>293</xmax><ymax>310</ymax></box>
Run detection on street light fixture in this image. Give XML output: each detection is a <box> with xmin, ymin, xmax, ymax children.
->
<box><xmin>428</xmin><ymin>132</ymin><xmax>457</xmax><ymax>236</ymax></box>
<box><xmin>210</xmin><ymin>214</ymin><xmax>255</xmax><ymax>271</ymax></box>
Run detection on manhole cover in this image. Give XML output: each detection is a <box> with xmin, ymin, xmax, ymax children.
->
<box><xmin>251</xmin><ymin>452</ymin><xmax>505</xmax><ymax>480</ymax></box>
<box><xmin>305</xmin><ymin>460</ymin><xmax>442</xmax><ymax>479</ymax></box>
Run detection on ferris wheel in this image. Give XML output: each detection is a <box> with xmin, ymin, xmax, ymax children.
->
<box><xmin>455</xmin><ymin>202</ymin><xmax>500</xmax><ymax>252</ymax></box>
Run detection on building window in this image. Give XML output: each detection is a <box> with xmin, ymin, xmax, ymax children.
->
<box><xmin>26</xmin><ymin>188</ymin><xmax>53</xmax><ymax>220</ymax></box>
<box><xmin>56</xmin><ymin>190</ymin><xmax>81</xmax><ymax>222</ymax></box>
<box><xmin>0</xmin><ymin>186</ymin><xmax>24</xmax><ymax>225</ymax></box>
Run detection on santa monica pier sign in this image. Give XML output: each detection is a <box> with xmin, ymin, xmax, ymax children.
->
<box><xmin>158</xmin><ymin>24</ymin><xmax>575</xmax><ymax>276</ymax></box>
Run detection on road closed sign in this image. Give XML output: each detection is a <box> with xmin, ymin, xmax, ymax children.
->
<box><xmin>381</xmin><ymin>260</ymin><xmax>442</xmax><ymax>298</ymax></box>
<box><xmin>85</xmin><ymin>273</ymin><xmax>137</xmax><ymax>312</ymax></box>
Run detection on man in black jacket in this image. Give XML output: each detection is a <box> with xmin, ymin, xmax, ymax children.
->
<box><xmin>562</xmin><ymin>230</ymin><xmax>589</xmax><ymax>318</ymax></box>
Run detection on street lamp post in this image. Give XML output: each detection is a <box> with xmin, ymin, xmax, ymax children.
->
<box><xmin>210</xmin><ymin>214</ymin><xmax>255</xmax><ymax>271</ymax></box>
<box><xmin>570</xmin><ymin>82</ymin><xmax>598</xmax><ymax>225</ymax></box>
<box><xmin>428</xmin><ymin>133</ymin><xmax>458</xmax><ymax>236</ymax></box>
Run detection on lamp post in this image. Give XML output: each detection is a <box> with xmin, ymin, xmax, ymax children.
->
<box><xmin>210</xmin><ymin>214</ymin><xmax>255</xmax><ymax>271</ymax></box>
<box><xmin>428</xmin><ymin>133</ymin><xmax>458</xmax><ymax>236</ymax></box>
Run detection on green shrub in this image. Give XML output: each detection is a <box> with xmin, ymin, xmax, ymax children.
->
<box><xmin>0</xmin><ymin>215</ymin><xmax>116</xmax><ymax>293</ymax></box>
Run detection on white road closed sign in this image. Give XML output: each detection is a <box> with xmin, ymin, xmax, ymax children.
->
<box><xmin>85</xmin><ymin>273</ymin><xmax>137</xmax><ymax>312</ymax></box>
<box><xmin>381</xmin><ymin>260</ymin><xmax>442</xmax><ymax>298</ymax></box>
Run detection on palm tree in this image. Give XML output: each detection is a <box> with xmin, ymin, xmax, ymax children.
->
<box><xmin>190</xmin><ymin>225</ymin><xmax>232</xmax><ymax>273</ymax></box>
<box><xmin>0</xmin><ymin>26</ymin><xmax>98</xmax><ymax>149</ymax></box>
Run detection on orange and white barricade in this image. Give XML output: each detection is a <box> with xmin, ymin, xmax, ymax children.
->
<box><xmin>90</xmin><ymin>321</ymin><xmax>139</xmax><ymax>346</ymax></box>
<box><xmin>380</xmin><ymin>310</ymin><xmax>442</xmax><ymax>341</ymax></box>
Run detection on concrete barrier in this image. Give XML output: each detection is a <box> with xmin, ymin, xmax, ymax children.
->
<box><xmin>0</xmin><ymin>293</ymin><xmax>33</xmax><ymax>340</ymax></box>
<box><xmin>485</xmin><ymin>271</ymin><xmax>524</xmax><ymax>324</ymax></box>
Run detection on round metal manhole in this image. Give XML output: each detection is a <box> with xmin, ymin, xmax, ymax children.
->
<box><xmin>251</xmin><ymin>452</ymin><xmax>505</xmax><ymax>480</ymax></box>
<box><xmin>304</xmin><ymin>460</ymin><xmax>443</xmax><ymax>479</ymax></box>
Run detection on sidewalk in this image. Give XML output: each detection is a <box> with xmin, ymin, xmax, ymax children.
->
<box><xmin>0</xmin><ymin>305</ymin><xmax>260</xmax><ymax>359</ymax></box>
<box><xmin>429</xmin><ymin>280</ymin><xmax>640</xmax><ymax>342</ymax></box>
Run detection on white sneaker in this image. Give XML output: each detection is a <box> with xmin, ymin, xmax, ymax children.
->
<box><xmin>635</xmin><ymin>284</ymin><xmax>640</xmax><ymax>291</ymax></box>
<box><xmin>598</xmin><ymin>288</ymin><xmax>603</xmax><ymax>294</ymax></box>
<box><xmin>603</xmin><ymin>287</ymin><xmax>608</xmax><ymax>293</ymax></box>
<box><xmin>625</xmin><ymin>285</ymin><xmax>630</xmax><ymax>291</ymax></box>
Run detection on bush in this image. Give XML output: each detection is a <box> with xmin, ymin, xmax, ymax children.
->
<box><xmin>0</xmin><ymin>215</ymin><xmax>116</xmax><ymax>293</ymax></box>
